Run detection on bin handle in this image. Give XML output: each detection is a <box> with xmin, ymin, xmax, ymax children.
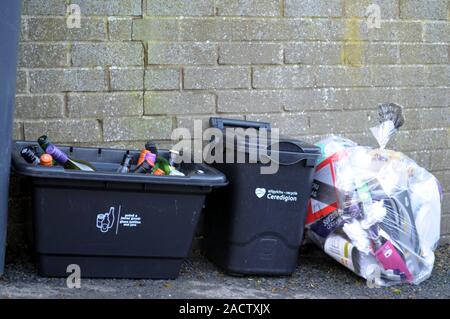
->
<box><xmin>261</xmin><ymin>152</ymin><xmax>318</xmax><ymax>167</ymax></box>
<box><xmin>210</xmin><ymin>117</ymin><xmax>271</xmax><ymax>130</ymax></box>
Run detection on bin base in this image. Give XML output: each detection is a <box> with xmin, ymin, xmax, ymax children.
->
<box><xmin>201</xmin><ymin>238</ymin><xmax>299</xmax><ymax>277</ymax></box>
<box><xmin>37</xmin><ymin>254</ymin><xmax>183</xmax><ymax>279</ymax></box>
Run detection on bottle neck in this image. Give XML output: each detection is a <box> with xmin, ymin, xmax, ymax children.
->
<box><xmin>372</xmin><ymin>235</ymin><xmax>387</xmax><ymax>252</ymax></box>
<box><xmin>145</xmin><ymin>141</ymin><xmax>158</xmax><ymax>155</ymax></box>
<box><xmin>121</xmin><ymin>155</ymin><xmax>133</xmax><ymax>168</ymax></box>
<box><xmin>21</xmin><ymin>147</ymin><xmax>40</xmax><ymax>164</ymax></box>
<box><xmin>45</xmin><ymin>144</ymin><xmax>69</xmax><ymax>164</ymax></box>
<box><xmin>38</xmin><ymin>136</ymin><xmax>51</xmax><ymax>150</ymax></box>
<box><xmin>40</xmin><ymin>142</ymin><xmax>50</xmax><ymax>150</ymax></box>
<box><xmin>135</xmin><ymin>160</ymin><xmax>152</xmax><ymax>173</ymax></box>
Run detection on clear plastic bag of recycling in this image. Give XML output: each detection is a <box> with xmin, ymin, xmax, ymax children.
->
<box><xmin>306</xmin><ymin>104</ymin><xmax>442</xmax><ymax>286</ymax></box>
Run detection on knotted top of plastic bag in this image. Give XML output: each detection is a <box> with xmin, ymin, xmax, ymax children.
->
<box><xmin>370</xmin><ymin>103</ymin><xmax>405</xmax><ymax>149</ymax></box>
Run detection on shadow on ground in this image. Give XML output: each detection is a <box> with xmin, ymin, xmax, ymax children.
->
<box><xmin>0</xmin><ymin>244</ymin><xmax>448</xmax><ymax>299</ymax></box>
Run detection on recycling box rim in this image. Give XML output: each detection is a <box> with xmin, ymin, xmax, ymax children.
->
<box><xmin>12</xmin><ymin>141</ymin><xmax>228</xmax><ymax>188</ymax></box>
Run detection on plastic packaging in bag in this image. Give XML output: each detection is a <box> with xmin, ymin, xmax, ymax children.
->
<box><xmin>306</xmin><ymin>103</ymin><xmax>442</xmax><ymax>286</ymax></box>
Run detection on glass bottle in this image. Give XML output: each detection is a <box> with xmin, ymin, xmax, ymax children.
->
<box><xmin>45</xmin><ymin>144</ymin><xmax>96</xmax><ymax>172</ymax></box>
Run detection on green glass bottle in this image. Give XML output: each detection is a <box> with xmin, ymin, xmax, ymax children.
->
<box><xmin>38</xmin><ymin>135</ymin><xmax>58</xmax><ymax>165</ymax></box>
<box><xmin>152</xmin><ymin>156</ymin><xmax>171</xmax><ymax>175</ymax></box>
<box><xmin>38</xmin><ymin>135</ymin><xmax>51</xmax><ymax>152</ymax></box>
<box><xmin>45</xmin><ymin>144</ymin><xmax>96</xmax><ymax>172</ymax></box>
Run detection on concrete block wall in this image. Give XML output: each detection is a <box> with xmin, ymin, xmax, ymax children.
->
<box><xmin>9</xmin><ymin>0</ymin><xmax>450</xmax><ymax>250</ymax></box>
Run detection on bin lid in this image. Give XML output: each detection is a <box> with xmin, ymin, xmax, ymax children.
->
<box><xmin>210</xmin><ymin>117</ymin><xmax>320</xmax><ymax>155</ymax></box>
<box><xmin>228</xmin><ymin>135</ymin><xmax>320</xmax><ymax>155</ymax></box>
<box><xmin>269</xmin><ymin>137</ymin><xmax>322</xmax><ymax>154</ymax></box>
<box><xmin>209</xmin><ymin>118</ymin><xmax>320</xmax><ymax>166</ymax></box>
<box><xmin>224</xmin><ymin>132</ymin><xmax>321</xmax><ymax>167</ymax></box>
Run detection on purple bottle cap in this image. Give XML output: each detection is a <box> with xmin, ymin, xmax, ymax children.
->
<box><xmin>46</xmin><ymin>144</ymin><xmax>69</xmax><ymax>164</ymax></box>
<box><xmin>145</xmin><ymin>152</ymin><xmax>156</xmax><ymax>164</ymax></box>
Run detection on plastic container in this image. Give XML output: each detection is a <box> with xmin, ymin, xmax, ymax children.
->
<box><xmin>11</xmin><ymin>141</ymin><xmax>227</xmax><ymax>279</ymax></box>
<box><xmin>0</xmin><ymin>1</ymin><xmax>22</xmax><ymax>276</ymax></box>
<box><xmin>202</xmin><ymin>118</ymin><xmax>321</xmax><ymax>275</ymax></box>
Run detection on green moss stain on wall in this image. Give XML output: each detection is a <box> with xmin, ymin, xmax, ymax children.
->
<box><xmin>341</xmin><ymin>0</ymin><xmax>367</xmax><ymax>68</ymax></box>
<box><xmin>342</xmin><ymin>18</ymin><xmax>365</xmax><ymax>67</ymax></box>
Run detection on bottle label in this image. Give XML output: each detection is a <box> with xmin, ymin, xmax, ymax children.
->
<box><xmin>21</xmin><ymin>147</ymin><xmax>40</xmax><ymax>165</ymax></box>
<box><xmin>137</xmin><ymin>150</ymin><xmax>150</xmax><ymax>166</ymax></box>
<box><xmin>374</xmin><ymin>241</ymin><xmax>413</xmax><ymax>281</ymax></box>
<box><xmin>45</xmin><ymin>144</ymin><xmax>69</xmax><ymax>164</ymax></box>
<box><xmin>145</xmin><ymin>152</ymin><xmax>156</xmax><ymax>164</ymax></box>
<box><xmin>324</xmin><ymin>234</ymin><xmax>356</xmax><ymax>272</ymax></box>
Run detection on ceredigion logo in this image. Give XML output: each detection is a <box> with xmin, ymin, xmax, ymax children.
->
<box><xmin>255</xmin><ymin>188</ymin><xmax>267</xmax><ymax>198</ymax></box>
<box><xmin>255</xmin><ymin>188</ymin><xmax>298</xmax><ymax>203</ymax></box>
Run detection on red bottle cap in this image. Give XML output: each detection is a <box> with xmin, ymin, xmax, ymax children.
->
<box><xmin>153</xmin><ymin>168</ymin><xmax>165</xmax><ymax>176</ymax></box>
<box><xmin>40</xmin><ymin>154</ymin><xmax>53</xmax><ymax>167</ymax></box>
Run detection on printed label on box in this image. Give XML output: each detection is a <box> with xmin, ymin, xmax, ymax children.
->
<box><xmin>305</xmin><ymin>154</ymin><xmax>340</xmax><ymax>226</ymax></box>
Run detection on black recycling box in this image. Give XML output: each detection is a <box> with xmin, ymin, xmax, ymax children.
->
<box><xmin>11</xmin><ymin>141</ymin><xmax>227</xmax><ymax>279</ymax></box>
<box><xmin>202</xmin><ymin>118</ymin><xmax>320</xmax><ymax>276</ymax></box>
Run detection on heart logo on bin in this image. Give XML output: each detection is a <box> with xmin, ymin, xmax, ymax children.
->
<box><xmin>255</xmin><ymin>188</ymin><xmax>266</xmax><ymax>198</ymax></box>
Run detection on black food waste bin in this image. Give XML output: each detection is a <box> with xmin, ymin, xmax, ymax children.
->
<box><xmin>11</xmin><ymin>141</ymin><xmax>227</xmax><ymax>279</ymax></box>
<box><xmin>0</xmin><ymin>0</ymin><xmax>22</xmax><ymax>276</ymax></box>
<box><xmin>202</xmin><ymin>118</ymin><xmax>320</xmax><ymax>276</ymax></box>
